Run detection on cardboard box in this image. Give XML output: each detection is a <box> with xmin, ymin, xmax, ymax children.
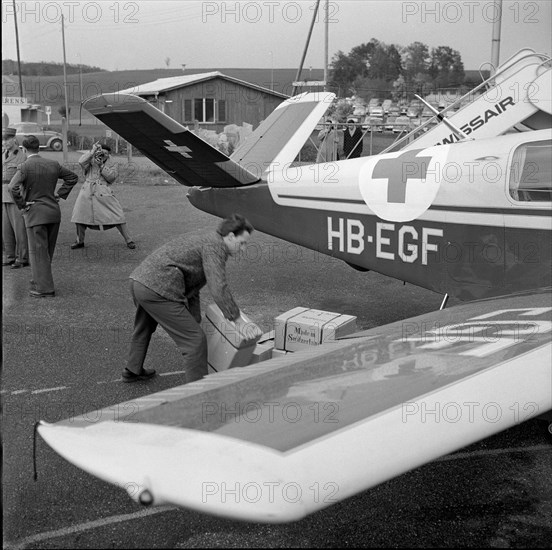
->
<box><xmin>274</xmin><ymin>307</ymin><xmax>357</xmax><ymax>352</ymax></box>
<box><xmin>258</xmin><ymin>330</ymin><xmax>275</xmax><ymax>344</ymax></box>
<box><xmin>248</xmin><ymin>340</ymin><xmax>274</xmax><ymax>364</ymax></box>
<box><xmin>202</xmin><ymin>304</ymin><xmax>262</xmax><ymax>373</ymax></box>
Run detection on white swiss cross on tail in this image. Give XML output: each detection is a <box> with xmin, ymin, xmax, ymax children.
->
<box><xmin>164</xmin><ymin>140</ymin><xmax>192</xmax><ymax>158</ymax></box>
<box><xmin>358</xmin><ymin>146</ymin><xmax>448</xmax><ymax>222</ymax></box>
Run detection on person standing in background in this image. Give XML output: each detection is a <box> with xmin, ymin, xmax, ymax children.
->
<box><xmin>2</xmin><ymin>127</ymin><xmax>28</xmax><ymax>269</ymax></box>
<box><xmin>342</xmin><ymin>119</ymin><xmax>364</xmax><ymax>159</ymax></box>
<box><xmin>9</xmin><ymin>135</ymin><xmax>78</xmax><ymax>297</ymax></box>
<box><xmin>316</xmin><ymin>119</ymin><xmax>340</xmax><ymax>163</ymax></box>
<box><xmin>70</xmin><ymin>142</ymin><xmax>136</xmax><ymax>250</ymax></box>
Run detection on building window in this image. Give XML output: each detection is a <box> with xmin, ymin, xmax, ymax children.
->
<box><xmin>183</xmin><ymin>98</ymin><xmax>225</xmax><ymax>123</ymax></box>
<box><xmin>183</xmin><ymin>99</ymin><xmax>192</xmax><ymax>122</ymax></box>
<box><xmin>193</xmin><ymin>98</ymin><xmax>214</xmax><ymax>123</ymax></box>
<box><xmin>509</xmin><ymin>140</ymin><xmax>552</xmax><ymax>202</ymax></box>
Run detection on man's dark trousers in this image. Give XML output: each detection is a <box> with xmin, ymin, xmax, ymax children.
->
<box><xmin>126</xmin><ymin>280</ymin><xmax>208</xmax><ymax>382</ymax></box>
<box><xmin>27</xmin><ymin>222</ymin><xmax>60</xmax><ymax>293</ymax></box>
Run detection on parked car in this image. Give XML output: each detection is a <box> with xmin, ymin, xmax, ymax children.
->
<box><xmin>387</xmin><ymin>105</ymin><xmax>401</xmax><ymax>118</ymax></box>
<box><xmin>398</xmin><ymin>102</ymin><xmax>409</xmax><ymax>115</ymax></box>
<box><xmin>406</xmin><ymin>103</ymin><xmax>423</xmax><ymax>118</ymax></box>
<box><xmin>422</xmin><ymin>105</ymin><xmax>438</xmax><ymax>117</ymax></box>
<box><xmin>385</xmin><ymin>116</ymin><xmax>397</xmax><ymax>132</ymax></box>
<box><xmin>11</xmin><ymin>122</ymin><xmax>64</xmax><ymax>151</ymax></box>
<box><xmin>364</xmin><ymin>116</ymin><xmax>384</xmax><ymax>132</ymax></box>
<box><xmin>393</xmin><ymin>115</ymin><xmax>412</xmax><ymax>133</ymax></box>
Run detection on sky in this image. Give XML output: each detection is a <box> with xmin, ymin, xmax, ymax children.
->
<box><xmin>1</xmin><ymin>0</ymin><xmax>551</xmax><ymax>72</ymax></box>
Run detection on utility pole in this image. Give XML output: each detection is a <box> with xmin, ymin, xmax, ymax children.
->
<box><xmin>77</xmin><ymin>53</ymin><xmax>83</xmax><ymax>103</ymax></box>
<box><xmin>291</xmin><ymin>0</ymin><xmax>321</xmax><ymax>96</ymax></box>
<box><xmin>12</xmin><ymin>0</ymin><xmax>25</xmax><ymax>101</ymax></box>
<box><xmin>61</xmin><ymin>14</ymin><xmax>70</xmax><ymax>161</ymax></box>
<box><xmin>269</xmin><ymin>51</ymin><xmax>274</xmax><ymax>91</ymax></box>
<box><xmin>490</xmin><ymin>0</ymin><xmax>503</xmax><ymax>76</ymax></box>
<box><xmin>323</xmin><ymin>0</ymin><xmax>329</xmax><ymax>92</ymax></box>
<box><xmin>61</xmin><ymin>14</ymin><xmax>70</xmax><ymax>126</ymax></box>
<box><xmin>79</xmin><ymin>64</ymin><xmax>83</xmax><ymax>102</ymax></box>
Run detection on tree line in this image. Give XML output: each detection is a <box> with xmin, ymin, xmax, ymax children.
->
<box><xmin>330</xmin><ymin>39</ymin><xmax>467</xmax><ymax>100</ymax></box>
<box><xmin>2</xmin><ymin>59</ymin><xmax>105</xmax><ymax>77</ymax></box>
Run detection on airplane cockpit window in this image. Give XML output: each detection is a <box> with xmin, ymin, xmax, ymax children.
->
<box><xmin>509</xmin><ymin>139</ymin><xmax>552</xmax><ymax>202</ymax></box>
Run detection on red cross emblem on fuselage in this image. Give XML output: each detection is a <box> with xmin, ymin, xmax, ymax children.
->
<box><xmin>372</xmin><ymin>149</ymin><xmax>432</xmax><ymax>203</ymax></box>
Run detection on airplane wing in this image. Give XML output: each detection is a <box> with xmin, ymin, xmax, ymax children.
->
<box><xmin>82</xmin><ymin>93</ymin><xmax>260</xmax><ymax>188</ymax></box>
<box><xmin>83</xmin><ymin>91</ymin><xmax>335</xmax><ymax>186</ymax></box>
<box><xmin>38</xmin><ymin>289</ymin><xmax>551</xmax><ymax>523</ymax></box>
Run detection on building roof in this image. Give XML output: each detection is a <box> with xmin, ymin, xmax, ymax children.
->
<box><xmin>119</xmin><ymin>71</ymin><xmax>288</xmax><ymax>98</ymax></box>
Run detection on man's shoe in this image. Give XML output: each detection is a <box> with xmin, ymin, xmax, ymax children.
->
<box><xmin>126</xmin><ymin>241</ymin><xmax>136</xmax><ymax>249</ymax></box>
<box><xmin>29</xmin><ymin>290</ymin><xmax>55</xmax><ymax>298</ymax></box>
<box><xmin>3</xmin><ymin>260</ymin><xmax>15</xmax><ymax>266</ymax></box>
<box><xmin>71</xmin><ymin>241</ymin><xmax>85</xmax><ymax>249</ymax></box>
<box><xmin>122</xmin><ymin>368</ymin><xmax>156</xmax><ymax>383</ymax></box>
<box><xmin>11</xmin><ymin>262</ymin><xmax>29</xmax><ymax>269</ymax></box>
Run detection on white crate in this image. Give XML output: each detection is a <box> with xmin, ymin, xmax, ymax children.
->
<box><xmin>202</xmin><ymin>304</ymin><xmax>262</xmax><ymax>373</ymax></box>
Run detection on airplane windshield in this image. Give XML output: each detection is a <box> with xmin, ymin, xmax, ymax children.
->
<box><xmin>509</xmin><ymin>139</ymin><xmax>552</xmax><ymax>202</ymax></box>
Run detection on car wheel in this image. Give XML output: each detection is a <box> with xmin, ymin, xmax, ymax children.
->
<box><xmin>50</xmin><ymin>139</ymin><xmax>63</xmax><ymax>151</ymax></box>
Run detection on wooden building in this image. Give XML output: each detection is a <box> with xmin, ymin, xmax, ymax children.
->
<box><xmin>119</xmin><ymin>71</ymin><xmax>288</xmax><ymax>132</ymax></box>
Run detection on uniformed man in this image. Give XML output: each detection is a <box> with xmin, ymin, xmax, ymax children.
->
<box><xmin>9</xmin><ymin>135</ymin><xmax>78</xmax><ymax>297</ymax></box>
<box><xmin>2</xmin><ymin>126</ymin><xmax>28</xmax><ymax>268</ymax></box>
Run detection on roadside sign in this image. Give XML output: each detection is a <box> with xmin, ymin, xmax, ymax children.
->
<box><xmin>45</xmin><ymin>106</ymin><xmax>51</xmax><ymax>114</ymax></box>
<box><xmin>105</xmin><ymin>130</ymin><xmax>112</xmax><ymax>138</ymax></box>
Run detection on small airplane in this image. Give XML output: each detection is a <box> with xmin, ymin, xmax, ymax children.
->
<box><xmin>38</xmin><ymin>55</ymin><xmax>551</xmax><ymax>523</ymax></box>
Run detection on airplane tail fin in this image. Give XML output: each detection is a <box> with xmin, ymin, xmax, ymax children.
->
<box><xmin>230</xmin><ymin>91</ymin><xmax>335</xmax><ymax>178</ymax></box>
<box><xmin>83</xmin><ymin>91</ymin><xmax>335</xmax><ymax>188</ymax></box>
<box><xmin>83</xmin><ymin>93</ymin><xmax>260</xmax><ymax>188</ymax></box>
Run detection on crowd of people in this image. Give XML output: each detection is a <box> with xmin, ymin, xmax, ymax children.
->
<box><xmin>2</xmin><ymin>127</ymin><xmax>254</xmax><ymax>385</ymax></box>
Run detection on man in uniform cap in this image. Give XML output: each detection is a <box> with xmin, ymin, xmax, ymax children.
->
<box><xmin>2</xmin><ymin>126</ymin><xmax>28</xmax><ymax>268</ymax></box>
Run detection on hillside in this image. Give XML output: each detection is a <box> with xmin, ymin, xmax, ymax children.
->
<box><xmin>2</xmin><ymin>67</ymin><xmax>322</xmax><ymax>105</ymax></box>
<box><xmin>2</xmin><ymin>59</ymin><xmax>104</xmax><ymax>76</ymax></box>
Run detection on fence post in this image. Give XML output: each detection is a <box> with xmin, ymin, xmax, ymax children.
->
<box><xmin>127</xmin><ymin>141</ymin><xmax>132</xmax><ymax>173</ymax></box>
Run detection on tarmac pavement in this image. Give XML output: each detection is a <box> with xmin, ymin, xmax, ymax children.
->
<box><xmin>2</xmin><ymin>178</ymin><xmax>551</xmax><ymax>548</ymax></box>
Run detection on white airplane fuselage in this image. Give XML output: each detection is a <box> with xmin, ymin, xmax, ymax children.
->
<box><xmin>189</xmin><ymin>129</ymin><xmax>552</xmax><ymax>301</ymax></box>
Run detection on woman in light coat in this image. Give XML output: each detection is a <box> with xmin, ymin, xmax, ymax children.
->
<box><xmin>70</xmin><ymin>143</ymin><xmax>135</xmax><ymax>249</ymax></box>
<box><xmin>316</xmin><ymin>119</ymin><xmax>340</xmax><ymax>163</ymax></box>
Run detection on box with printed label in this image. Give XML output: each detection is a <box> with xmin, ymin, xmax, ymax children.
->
<box><xmin>202</xmin><ymin>304</ymin><xmax>262</xmax><ymax>373</ymax></box>
<box><xmin>274</xmin><ymin>307</ymin><xmax>357</xmax><ymax>352</ymax></box>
